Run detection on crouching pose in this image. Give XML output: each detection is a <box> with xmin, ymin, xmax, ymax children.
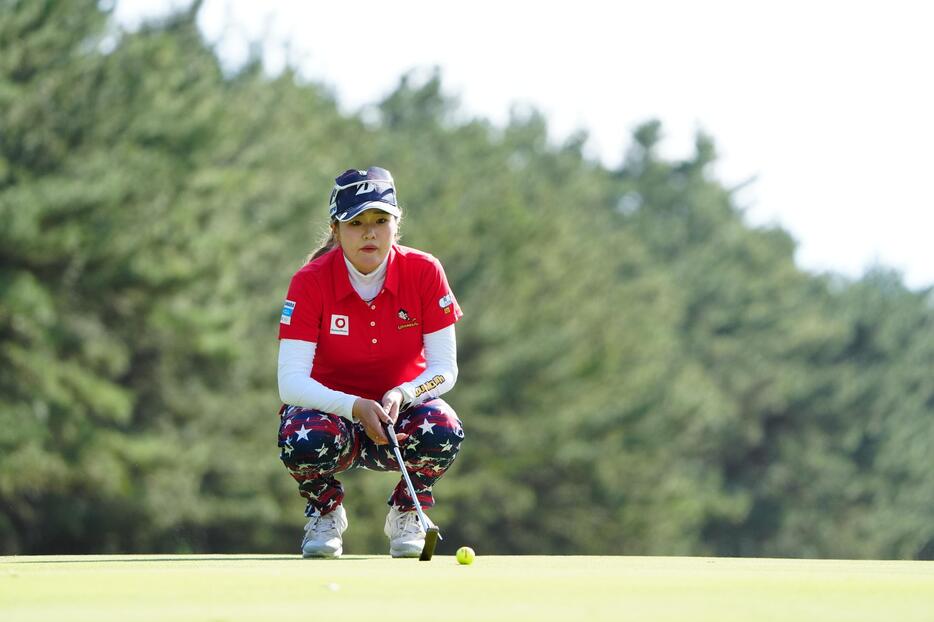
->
<box><xmin>277</xmin><ymin>166</ymin><xmax>465</xmax><ymax>558</ymax></box>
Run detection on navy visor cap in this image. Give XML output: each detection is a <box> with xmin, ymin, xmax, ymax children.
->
<box><xmin>328</xmin><ymin>166</ymin><xmax>401</xmax><ymax>222</ymax></box>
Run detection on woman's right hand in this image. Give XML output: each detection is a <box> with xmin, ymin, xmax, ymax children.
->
<box><xmin>353</xmin><ymin>398</ymin><xmax>392</xmax><ymax>445</ymax></box>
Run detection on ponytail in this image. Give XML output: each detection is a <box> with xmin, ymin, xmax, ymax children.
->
<box><xmin>305</xmin><ymin>222</ymin><xmax>338</xmax><ymax>265</ymax></box>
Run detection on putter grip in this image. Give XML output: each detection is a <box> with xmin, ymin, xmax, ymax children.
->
<box><xmin>383</xmin><ymin>422</ymin><xmax>400</xmax><ymax>450</ymax></box>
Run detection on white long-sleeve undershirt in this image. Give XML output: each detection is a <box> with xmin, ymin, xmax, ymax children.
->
<box><xmin>277</xmin><ymin>325</ymin><xmax>458</xmax><ymax>421</ymax></box>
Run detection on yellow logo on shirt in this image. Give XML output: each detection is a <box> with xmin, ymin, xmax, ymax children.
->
<box><xmin>413</xmin><ymin>375</ymin><xmax>445</xmax><ymax>398</ymax></box>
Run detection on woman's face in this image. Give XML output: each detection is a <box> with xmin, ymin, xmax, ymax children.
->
<box><xmin>335</xmin><ymin>209</ymin><xmax>398</xmax><ymax>274</ymax></box>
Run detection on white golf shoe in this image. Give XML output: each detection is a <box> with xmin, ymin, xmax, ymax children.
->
<box><xmin>301</xmin><ymin>505</ymin><xmax>348</xmax><ymax>558</ymax></box>
<box><xmin>384</xmin><ymin>505</ymin><xmax>433</xmax><ymax>558</ymax></box>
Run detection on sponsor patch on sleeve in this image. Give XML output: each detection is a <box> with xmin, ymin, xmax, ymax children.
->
<box><xmin>438</xmin><ymin>293</ymin><xmax>453</xmax><ymax>309</ymax></box>
<box><xmin>280</xmin><ymin>300</ymin><xmax>296</xmax><ymax>325</ymax></box>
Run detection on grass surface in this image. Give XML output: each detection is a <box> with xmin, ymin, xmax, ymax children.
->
<box><xmin>2</xmin><ymin>554</ymin><xmax>933</xmax><ymax>621</ymax></box>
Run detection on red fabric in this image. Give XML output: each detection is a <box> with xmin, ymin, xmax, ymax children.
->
<box><xmin>278</xmin><ymin>245</ymin><xmax>463</xmax><ymax>401</ymax></box>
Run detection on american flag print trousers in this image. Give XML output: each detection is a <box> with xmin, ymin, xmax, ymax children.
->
<box><xmin>278</xmin><ymin>398</ymin><xmax>465</xmax><ymax>517</ymax></box>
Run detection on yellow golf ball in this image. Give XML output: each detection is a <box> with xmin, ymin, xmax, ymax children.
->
<box><xmin>456</xmin><ymin>546</ymin><xmax>475</xmax><ymax>565</ymax></box>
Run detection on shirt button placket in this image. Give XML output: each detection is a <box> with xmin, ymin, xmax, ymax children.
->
<box><xmin>370</xmin><ymin>303</ymin><xmax>378</xmax><ymax>347</ymax></box>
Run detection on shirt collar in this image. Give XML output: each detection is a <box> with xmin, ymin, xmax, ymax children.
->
<box><xmin>331</xmin><ymin>245</ymin><xmax>399</xmax><ymax>301</ymax></box>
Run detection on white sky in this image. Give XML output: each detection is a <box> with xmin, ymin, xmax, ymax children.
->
<box><xmin>116</xmin><ymin>0</ymin><xmax>934</xmax><ymax>289</ymax></box>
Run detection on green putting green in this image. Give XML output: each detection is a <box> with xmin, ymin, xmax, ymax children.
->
<box><xmin>1</xmin><ymin>555</ymin><xmax>932</xmax><ymax>621</ymax></box>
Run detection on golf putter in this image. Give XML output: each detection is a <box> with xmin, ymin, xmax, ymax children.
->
<box><xmin>383</xmin><ymin>422</ymin><xmax>441</xmax><ymax>561</ymax></box>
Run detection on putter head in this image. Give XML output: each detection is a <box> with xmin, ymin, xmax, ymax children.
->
<box><xmin>419</xmin><ymin>526</ymin><xmax>441</xmax><ymax>561</ymax></box>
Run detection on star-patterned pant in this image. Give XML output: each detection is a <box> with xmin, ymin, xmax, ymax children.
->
<box><xmin>278</xmin><ymin>398</ymin><xmax>465</xmax><ymax>517</ymax></box>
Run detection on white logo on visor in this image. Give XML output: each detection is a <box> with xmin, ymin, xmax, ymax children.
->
<box><xmin>330</xmin><ymin>314</ymin><xmax>349</xmax><ymax>336</ymax></box>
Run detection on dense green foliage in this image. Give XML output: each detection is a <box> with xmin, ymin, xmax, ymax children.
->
<box><xmin>1</xmin><ymin>1</ymin><xmax>932</xmax><ymax>559</ymax></box>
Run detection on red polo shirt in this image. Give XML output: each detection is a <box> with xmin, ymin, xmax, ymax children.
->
<box><xmin>278</xmin><ymin>244</ymin><xmax>463</xmax><ymax>401</ymax></box>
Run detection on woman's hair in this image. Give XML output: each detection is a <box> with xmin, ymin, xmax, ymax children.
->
<box><xmin>305</xmin><ymin>220</ymin><xmax>338</xmax><ymax>265</ymax></box>
<box><xmin>303</xmin><ymin>214</ymin><xmax>403</xmax><ymax>265</ymax></box>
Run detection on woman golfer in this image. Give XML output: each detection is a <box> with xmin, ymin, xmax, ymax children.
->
<box><xmin>276</xmin><ymin>166</ymin><xmax>464</xmax><ymax>558</ymax></box>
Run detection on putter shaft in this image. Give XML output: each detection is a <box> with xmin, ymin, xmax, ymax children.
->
<box><xmin>384</xmin><ymin>422</ymin><xmax>442</xmax><ymax>561</ymax></box>
<box><xmin>384</xmin><ymin>423</ymin><xmax>437</xmax><ymax>536</ymax></box>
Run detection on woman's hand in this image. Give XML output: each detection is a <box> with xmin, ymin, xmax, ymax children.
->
<box><xmin>353</xmin><ymin>398</ymin><xmax>391</xmax><ymax>445</ymax></box>
<box><xmin>381</xmin><ymin>389</ymin><xmax>410</xmax><ymax>444</ymax></box>
<box><xmin>381</xmin><ymin>388</ymin><xmax>403</xmax><ymax>424</ymax></box>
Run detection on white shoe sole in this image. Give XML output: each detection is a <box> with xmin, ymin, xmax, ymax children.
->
<box><xmin>302</xmin><ymin>545</ymin><xmax>342</xmax><ymax>559</ymax></box>
<box><xmin>389</xmin><ymin>543</ymin><xmax>423</xmax><ymax>558</ymax></box>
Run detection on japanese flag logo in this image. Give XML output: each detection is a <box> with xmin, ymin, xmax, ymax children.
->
<box><xmin>330</xmin><ymin>314</ymin><xmax>349</xmax><ymax>336</ymax></box>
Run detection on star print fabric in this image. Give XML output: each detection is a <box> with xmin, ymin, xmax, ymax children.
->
<box><xmin>278</xmin><ymin>398</ymin><xmax>465</xmax><ymax>516</ymax></box>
